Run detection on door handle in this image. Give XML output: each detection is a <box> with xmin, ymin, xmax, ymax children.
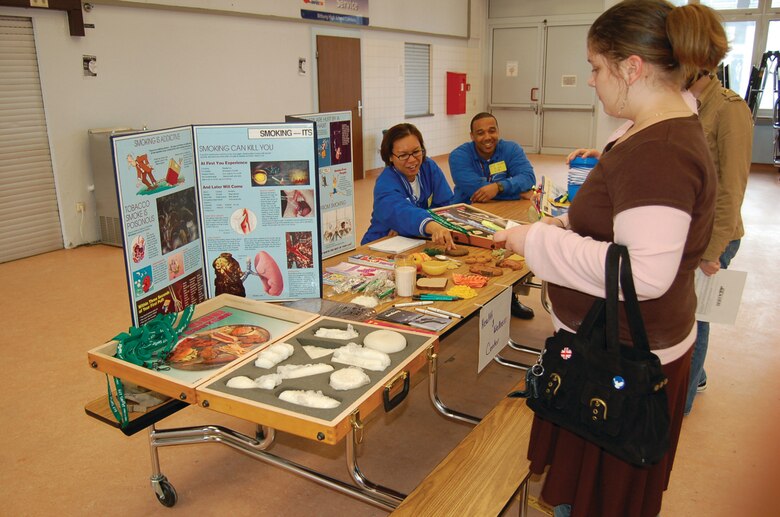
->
<box><xmin>530</xmin><ymin>87</ymin><xmax>539</xmax><ymax>102</ymax></box>
<box><xmin>358</xmin><ymin>100</ymin><xmax>363</xmax><ymax>117</ymax></box>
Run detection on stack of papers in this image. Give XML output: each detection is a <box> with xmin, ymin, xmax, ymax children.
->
<box><xmin>367</xmin><ymin>235</ymin><xmax>425</xmax><ymax>254</ymax></box>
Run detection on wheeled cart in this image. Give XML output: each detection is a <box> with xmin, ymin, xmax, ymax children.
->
<box><xmin>86</xmin><ymin>295</ymin><xmax>440</xmax><ymax>510</ymax></box>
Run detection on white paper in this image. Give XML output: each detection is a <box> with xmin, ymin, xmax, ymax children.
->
<box><xmin>478</xmin><ymin>287</ymin><xmax>512</xmax><ymax>373</ymax></box>
<box><xmin>694</xmin><ymin>268</ymin><xmax>747</xmax><ymax>325</ymax></box>
<box><xmin>368</xmin><ymin>235</ymin><xmax>425</xmax><ymax>253</ymax></box>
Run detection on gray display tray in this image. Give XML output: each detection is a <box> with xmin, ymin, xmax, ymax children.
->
<box><xmin>197</xmin><ymin>317</ymin><xmax>438</xmax><ymax>444</ymax></box>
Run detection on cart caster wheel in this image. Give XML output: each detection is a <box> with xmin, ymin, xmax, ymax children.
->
<box><xmin>156</xmin><ymin>480</ymin><xmax>178</xmax><ymax>507</ymax></box>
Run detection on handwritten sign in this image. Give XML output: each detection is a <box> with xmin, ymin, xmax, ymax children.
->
<box><xmin>478</xmin><ymin>287</ymin><xmax>512</xmax><ymax>372</ymax></box>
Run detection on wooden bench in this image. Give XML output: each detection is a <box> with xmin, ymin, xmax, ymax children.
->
<box><xmin>391</xmin><ymin>382</ymin><xmax>535</xmax><ymax>516</ymax></box>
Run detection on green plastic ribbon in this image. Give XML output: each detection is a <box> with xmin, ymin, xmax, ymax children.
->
<box><xmin>106</xmin><ymin>305</ymin><xmax>195</xmax><ymax>426</ymax></box>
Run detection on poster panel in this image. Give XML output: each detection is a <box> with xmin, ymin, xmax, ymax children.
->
<box><xmin>287</xmin><ymin>111</ymin><xmax>356</xmax><ymax>258</ymax></box>
<box><xmin>193</xmin><ymin>123</ymin><xmax>322</xmax><ymax>301</ymax></box>
<box><xmin>111</xmin><ymin>127</ymin><xmax>207</xmax><ymax>326</ymax></box>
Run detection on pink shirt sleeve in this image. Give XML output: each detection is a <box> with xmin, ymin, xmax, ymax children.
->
<box><xmin>524</xmin><ymin>205</ymin><xmax>692</xmax><ymax>301</ymax></box>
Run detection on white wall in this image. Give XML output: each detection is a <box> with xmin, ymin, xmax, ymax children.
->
<box><xmin>99</xmin><ymin>0</ymin><xmax>470</xmax><ymax>38</ymax></box>
<box><xmin>1</xmin><ymin>1</ymin><xmax>483</xmax><ymax>248</ymax></box>
<box><xmin>360</xmin><ymin>5</ymin><xmax>486</xmax><ymax>170</ymax></box>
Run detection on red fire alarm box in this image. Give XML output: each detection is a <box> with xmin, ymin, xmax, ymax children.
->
<box><xmin>446</xmin><ymin>72</ymin><xmax>468</xmax><ymax>115</ymax></box>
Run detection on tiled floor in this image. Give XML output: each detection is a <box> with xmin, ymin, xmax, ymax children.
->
<box><xmin>0</xmin><ymin>155</ymin><xmax>777</xmax><ymax>516</ymax></box>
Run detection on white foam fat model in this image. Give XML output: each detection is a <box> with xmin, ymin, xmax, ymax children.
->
<box><xmin>226</xmin><ymin>376</ymin><xmax>258</xmax><ymax>389</ymax></box>
<box><xmin>253</xmin><ymin>373</ymin><xmax>283</xmax><ymax>390</ymax></box>
<box><xmin>329</xmin><ymin>367</ymin><xmax>371</xmax><ymax>391</ymax></box>
<box><xmin>331</xmin><ymin>342</ymin><xmax>391</xmax><ymax>371</ymax></box>
<box><xmin>254</xmin><ymin>342</ymin><xmax>295</xmax><ymax>369</ymax></box>
<box><xmin>314</xmin><ymin>324</ymin><xmax>359</xmax><ymax>340</ymax></box>
<box><xmin>363</xmin><ymin>329</ymin><xmax>407</xmax><ymax>354</ymax></box>
<box><xmin>278</xmin><ymin>390</ymin><xmax>340</xmax><ymax>409</ymax></box>
<box><xmin>277</xmin><ymin>363</ymin><xmax>334</xmax><ymax>379</ymax></box>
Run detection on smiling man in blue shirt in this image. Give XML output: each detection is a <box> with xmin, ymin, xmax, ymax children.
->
<box><xmin>449</xmin><ymin>113</ymin><xmax>537</xmax><ymax>319</ymax></box>
<box><xmin>449</xmin><ymin>113</ymin><xmax>536</xmax><ymax>204</ymax></box>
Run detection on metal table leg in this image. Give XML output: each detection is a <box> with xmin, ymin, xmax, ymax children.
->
<box><xmin>345</xmin><ymin>413</ymin><xmax>406</xmax><ymax>507</ymax></box>
<box><xmin>518</xmin><ymin>473</ymin><xmax>530</xmax><ymax>517</ymax></box>
<box><xmin>146</xmin><ymin>422</ymin><xmax>399</xmax><ymax>510</ymax></box>
<box><xmin>507</xmin><ymin>339</ymin><xmax>541</xmax><ymax>356</ymax></box>
<box><xmin>427</xmin><ymin>348</ymin><xmax>481</xmax><ymax>425</ymax></box>
<box><xmin>493</xmin><ymin>353</ymin><xmax>530</xmax><ymax>370</ymax></box>
<box><xmin>496</xmin><ymin>279</ymin><xmax>548</xmax><ymax>371</ymax></box>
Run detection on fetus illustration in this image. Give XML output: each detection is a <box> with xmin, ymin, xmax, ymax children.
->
<box><xmin>127</xmin><ymin>153</ymin><xmax>158</xmax><ymax>190</ymax></box>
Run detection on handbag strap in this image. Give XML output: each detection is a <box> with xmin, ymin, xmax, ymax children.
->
<box><xmin>605</xmin><ymin>244</ymin><xmax>651</xmax><ymax>353</ymax></box>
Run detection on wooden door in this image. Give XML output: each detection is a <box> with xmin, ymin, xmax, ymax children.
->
<box><xmin>316</xmin><ymin>35</ymin><xmax>364</xmax><ymax>180</ymax></box>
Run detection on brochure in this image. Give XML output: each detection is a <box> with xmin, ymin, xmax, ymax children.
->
<box><xmin>694</xmin><ymin>268</ymin><xmax>747</xmax><ymax>325</ymax></box>
<box><xmin>347</xmin><ymin>253</ymin><xmax>395</xmax><ymax>270</ymax></box>
<box><xmin>375</xmin><ymin>307</ymin><xmax>450</xmax><ymax>332</ymax></box>
<box><xmin>325</xmin><ymin>262</ymin><xmax>386</xmax><ymax>277</ymax></box>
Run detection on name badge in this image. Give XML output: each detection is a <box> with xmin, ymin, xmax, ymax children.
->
<box><xmin>489</xmin><ymin>161</ymin><xmax>507</xmax><ymax>175</ymax></box>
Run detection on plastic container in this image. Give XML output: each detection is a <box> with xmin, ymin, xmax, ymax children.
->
<box><xmin>567</xmin><ymin>184</ymin><xmax>582</xmax><ymax>200</ymax></box>
<box><xmin>568</xmin><ymin>156</ymin><xmax>598</xmax><ymax>201</ymax></box>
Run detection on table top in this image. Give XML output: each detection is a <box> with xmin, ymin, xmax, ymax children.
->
<box><xmin>321</xmin><ymin>199</ymin><xmax>534</xmax><ymax>336</ymax></box>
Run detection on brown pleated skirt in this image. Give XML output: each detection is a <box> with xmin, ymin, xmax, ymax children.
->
<box><xmin>527</xmin><ymin>345</ymin><xmax>693</xmax><ymax>517</ymax></box>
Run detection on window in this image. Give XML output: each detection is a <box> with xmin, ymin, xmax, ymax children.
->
<box><xmin>757</xmin><ymin>20</ymin><xmax>780</xmax><ymax>110</ymax></box>
<box><xmin>700</xmin><ymin>0</ymin><xmax>759</xmax><ymax>8</ymax></box>
<box><xmin>679</xmin><ymin>0</ymin><xmax>780</xmax><ymax>118</ymax></box>
<box><xmin>722</xmin><ymin>20</ymin><xmax>756</xmax><ymax>97</ymax></box>
<box><xmin>404</xmin><ymin>43</ymin><xmax>431</xmax><ymax>117</ymax></box>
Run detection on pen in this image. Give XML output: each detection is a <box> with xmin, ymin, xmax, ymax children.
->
<box><xmin>426</xmin><ymin>306</ymin><xmax>463</xmax><ymax>319</ymax></box>
<box><xmin>415</xmin><ymin>307</ymin><xmax>451</xmax><ymax>319</ymax></box>
<box><xmin>394</xmin><ymin>301</ymin><xmax>434</xmax><ymax>308</ymax></box>
<box><xmin>413</xmin><ymin>295</ymin><xmax>461</xmax><ymax>301</ymax></box>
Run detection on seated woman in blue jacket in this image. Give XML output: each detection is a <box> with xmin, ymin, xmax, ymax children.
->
<box><xmin>362</xmin><ymin>123</ymin><xmax>456</xmax><ymax>249</ymax></box>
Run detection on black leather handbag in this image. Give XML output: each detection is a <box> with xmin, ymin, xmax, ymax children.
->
<box><xmin>511</xmin><ymin>244</ymin><xmax>670</xmax><ymax>467</ymax></box>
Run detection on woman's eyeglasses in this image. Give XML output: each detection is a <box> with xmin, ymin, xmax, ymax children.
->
<box><xmin>392</xmin><ymin>149</ymin><xmax>425</xmax><ymax>162</ymax></box>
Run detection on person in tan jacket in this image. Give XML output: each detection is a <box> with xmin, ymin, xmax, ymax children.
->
<box><xmin>684</xmin><ymin>70</ymin><xmax>753</xmax><ymax>415</ymax></box>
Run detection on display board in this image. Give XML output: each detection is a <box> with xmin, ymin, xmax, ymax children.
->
<box><xmin>112</xmin><ymin>127</ymin><xmax>207</xmax><ymax>326</ymax></box>
<box><xmin>112</xmin><ymin>122</ymin><xmax>322</xmax><ymax>326</ymax></box>
<box><xmin>193</xmin><ymin>122</ymin><xmax>322</xmax><ymax>302</ymax></box>
<box><xmin>287</xmin><ymin>111</ymin><xmax>356</xmax><ymax>259</ymax></box>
